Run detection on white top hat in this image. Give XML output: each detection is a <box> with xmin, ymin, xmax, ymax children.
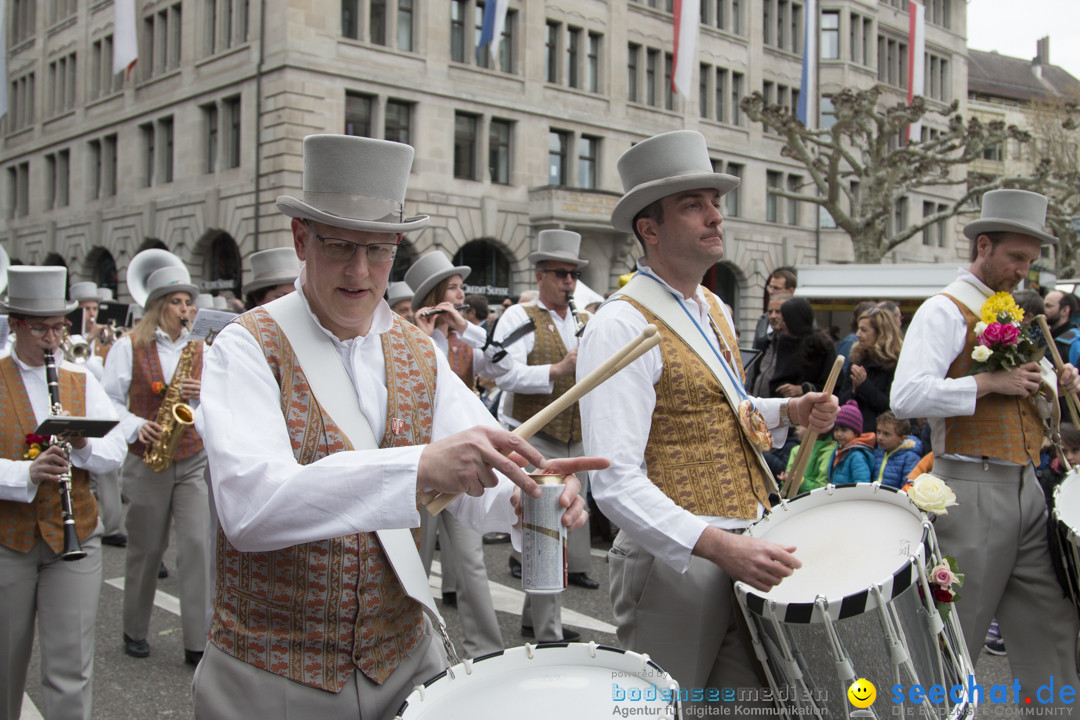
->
<box><xmin>277</xmin><ymin>135</ymin><xmax>429</xmax><ymax>234</ymax></box>
<box><xmin>195</xmin><ymin>293</ymin><xmax>215</xmax><ymax>309</ymax></box>
<box><xmin>2</xmin><ymin>267</ymin><xmax>79</xmax><ymax>316</ymax></box>
<box><xmin>243</xmin><ymin>247</ymin><xmax>301</xmax><ymax>296</ymax></box>
<box><xmin>403</xmin><ymin>252</ymin><xmax>471</xmax><ymax>313</ymax></box>
<box><xmin>70</xmin><ymin>281</ymin><xmax>100</xmax><ymax>303</ymax></box>
<box><xmin>144</xmin><ymin>266</ymin><xmax>199</xmax><ymax>308</ymax></box>
<box><xmin>528</xmin><ymin>229</ymin><xmax>589</xmax><ymax>268</ymax></box>
<box><xmin>97</xmin><ymin>287</ymin><xmax>115</xmax><ymax>302</ymax></box>
<box><xmin>212</xmin><ymin>296</ymin><xmax>228</xmax><ymax>311</ymax></box>
<box><xmin>612</xmin><ymin>130</ymin><xmax>740</xmax><ymax>234</ymax></box>
<box><xmin>963</xmin><ymin>189</ymin><xmax>1058</xmax><ymax>246</ymax></box>
<box><xmin>386</xmin><ymin>281</ymin><xmax>414</xmax><ymax>307</ymax></box>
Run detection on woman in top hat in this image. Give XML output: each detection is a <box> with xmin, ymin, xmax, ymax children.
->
<box><xmin>0</xmin><ymin>266</ymin><xmax>126</xmax><ymax>720</ymax></box>
<box><xmin>101</xmin><ymin>249</ymin><xmax>211</xmax><ymax>665</ymax></box>
<box><xmin>243</xmin><ymin>247</ymin><xmax>300</xmax><ymax>309</ymax></box>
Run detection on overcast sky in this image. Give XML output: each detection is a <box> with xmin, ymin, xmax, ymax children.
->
<box><xmin>966</xmin><ymin>0</ymin><xmax>1080</xmax><ymax>80</ymax></box>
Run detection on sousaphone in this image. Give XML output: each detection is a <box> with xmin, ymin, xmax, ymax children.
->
<box><xmin>0</xmin><ymin>243</ymin><xmax>10</xmax><ymax>296</ymax></box>
<box><xmin>126</xmin><ymin>249</ymin><xmax>188</xmax><ymax>308</ymax></box>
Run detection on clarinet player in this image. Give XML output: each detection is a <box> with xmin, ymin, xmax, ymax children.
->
<box><xmin>102</xmin><ymin>250</ymin><xmax>210</xmax><ymax>665</ymax></box>
<box><xmin>0</xmin><ymin>266</ymin><xmax>125</xmax><ymax>720</ymax></box>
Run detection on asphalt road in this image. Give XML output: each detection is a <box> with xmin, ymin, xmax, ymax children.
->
<box><xmin>19</xmin><ymin>528</ymin><xmax>1018</xmax><ymax>719</ymax></box>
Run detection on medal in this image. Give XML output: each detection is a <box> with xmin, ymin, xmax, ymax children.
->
<box><xmin>739</xmin><ymin>399</ymin><xmax>774</xmax><ymax>451</ymax></box>
<box><xmin>391</xmin><ymin>418</ymin><xmax>406</xmax><ymax>436</ymax></box>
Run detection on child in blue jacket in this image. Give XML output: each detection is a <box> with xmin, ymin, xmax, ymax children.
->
<box><xmin>872</xmin><ymin>411</ymin><xmax>923</xmax><ymax>489</ymax></box>
<box><xmin>828</xmin><ymin>401</ymin><xmax>875</xmax><ymax>484</ymax></box>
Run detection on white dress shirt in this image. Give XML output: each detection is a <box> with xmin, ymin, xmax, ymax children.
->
<box><xmin>431</xmin><ymin>322</ymin><xmax>505</xmax><ymax>380</ymax></box>
<box><xmin>193</xmin><ymin>285</ymin><xmax>519</xmax><ymax>554</ymax></box>
<box><xmin>0</xmin><ymin>348</ymin><xmax>127</xmax><ymax>502</ymax></box>
<box><xmin>101</xmin><ymin>328</ymin><xmax>196</xmax><ymax>444</ymax></box>
<box><xmin>577</xmin><ymin>263</ymin><xmax>789</xmax><ymax>573</ymax></box>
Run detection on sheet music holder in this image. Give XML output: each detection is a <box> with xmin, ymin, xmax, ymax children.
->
<box><xmin>35</xmin><ymin>416</ymin><xmax>119</xmax><ymax>438</ymax></box>
<box><xmin>188</xmin><ymin>309</ymin><xmax>235</xmax><ymax>342</ymax></box>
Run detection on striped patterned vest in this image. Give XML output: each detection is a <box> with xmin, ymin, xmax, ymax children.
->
<box><xmin>126</xmin><ymin>340</ymin><xmax>204</xmax><ymax>460</ymax></box>
<box><xmin>0</xmin><ymin>356</ymin><xmax>98</xmax><ymax>553</ymax></box>
<box><xmin>447</xmin><ymin>332</ymin><xmax>474</xmax><ymax>388</ymax></box>
<box><xmin>510</xmin><ymin>304</ymin><xmax>584</xmax><ymax>443</ymax></box>
<box><xmin>621</xmin><ymin>295</ymin><xmax>773</xmax><ymax>519</ymax></box>
<box><xmin>209</xmin><ymin>309</ymin><xmax>436</xmax><ymax>692</ymax></box>
<box><xmin>942</xmin><ymin>295</ymin><xmax>1044</xmax><ymax>465</ymax></box>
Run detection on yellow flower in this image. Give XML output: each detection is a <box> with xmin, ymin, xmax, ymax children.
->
<box><xmin>26</xmin><ymin>445</ymin><xmax>40</xmax><ymax>459</ymax></box>
<box><xmin>980</xmin><ymin>292</ymin><xmax>1022</xmax><ymax>326</ymax></box>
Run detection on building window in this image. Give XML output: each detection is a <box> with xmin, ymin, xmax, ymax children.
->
<box><xmin>204</xmin><ymin>0</ymin><xmax>250</xmax><ymax>55</ymax></box>
<box><xmin>922</xmin><ymin>201</ymin><xmax>947</xmax><ymax>246</ymax></box>
<box><xmin>384</xmin><ymin>99</ymin><xmax>411</xmax><ymax>145</ymax></box>
<box><xmin>724</xmin><ymin>163</ymin><xmax>742</xmax><ymax>217</ymax></box>
<box><xmin>878</xmin><ymin>35</ymin><xmax>908</xmax><ymax>87</ymax></box>
<box><xmin>450</xmin><ymin>0</ymin><xmax>465</xmax><ymax>60</ymax></box>
<box><xmin>821</xmin><ymin>10</ymin><xmax>839</xmax><ymax>59</ymax></box>
<box><xmin>715</xmin><ymin>67</ymin><xmax>727</xmax><ymax>123</ymax></box>
<box><xmin>627</xmin><ymin>43</ymin><xmax>640</xmax><ymax>103</ymax></box>
<box><xmin>49</xmin><ymin>0</ymin><xmax>76</xmax><ymax>25</ymax></box>
<box><xmin>548</xmin><ymin>130</ymin><xmax>569</xmax><ymax>185</ymax></box>
<box><xmin>578</xmin><ymin>135</ymin><xmax>599</xmax><ymax>189</ymax></box>
<box><xmin>370</xmin><ymin>0</ymin><xmax>386</xmax><ymax>45</ymax></box>
<box><xmin>646</xmin><ymin>48</ymin><xmax>658</xmax><ymax>106</ymax></box>
<box><xmin>397</xmin><ymin>0</ymin><xmax>413</xmax><ymax>50</ymax></box>
<box><xmin>45</xmin><ymin>149</ymin><xmax>70</xmax><ymax>209</ymax></box>
<box><xmin>88</xmin><ymin>134</ymin><xmax>118</xmax><ymax>199</ymax></box>
<box><xmin>9</xmin><ymin>72</ymin><xmax>36</xmax><ymax>132</ymax></box>
<box><xmin>545</xmin><ymin>21</ymin><xmax>560</xmax><ymax>83</ymax></box>
<box><xmin>731</xmin><ymin>72</ymin><xmax>744</xmax><ymax>125</ymax></box>
<box><xmin>699</xmin><ymin>63</ymin><xmax>709</xmax><ymax>118</ymax></box>
<box><xmin>160</xmin><ymin>117</ymin><xmax>174</xmax><ymax>183</ymax></box>
<box><xmin>764</xmin><ymin>0</ymin><xmax>802</xmax><ymax>51</ymax></box>
<box><xmin>766</xmin><ymin>171</ymin><xmax>782</xmax><ymax>223</ymax></box>
<box><xmin>48</xmin><ymin>53</ymin><xmax>77</xmax><ymax>116</ymax></box>
<box><xmin>88</xmin><ymin>139</ymin><xmax>102</xmax><ymax>199</ymax></box>
<box><xmin>586</xmin><ymin>32</ymin><xmax>601</xmax><ymax>93</ymax></box>
<box><xmin>224</xmin><ymin>96</ymin><xmax>241</xmax><ymax>169</ymax></box>
<box><xmin>489</xmin><ymin>118</ymin><xmax>511</xmax><ymax>184</ymax></box>
<box><xmin>786</xmin><ymin>175</ymin><xmax>801</xmax><ymax>225</ymax></box>
<box><xmin>91</xmin><ymin>36</ymin><xmax>122</xmax><ymax>99</ymax></box>
<box><xmin>926</xmin><ymin>0</ymin><xmax>950</xmax><ymax>29</ymax></box>
<box><xmin>566</xmin><ymin>27</ymin><xmax>581</xmax><ymax>88</ymax></box>
<box><xmin>454</xmin><ymin>112</ymin><xmax>479</xmax><ymax>180</ymax></box>
<box><xmin>204</xmin><ymin>103</ymin><xmax>218</xmax><ymax>172</ymax></box>
<box><xmin>927</xmin><ymin>53</ymin><xmax>949</xmax><ymax>101</ymax></box>
<box><xmin>13</xmin><ymin>161</ymin><xmax>29</xmax><ymax>217</ymax></box>
<box><xmin>345</xmin><ymin>92</ymin><xmax>374</xmax><ymax>137</ymax></box>
<box><xmin>889</xmin><ymin>196</ymin><xmax>908</xmax><ymax>236</ymax></box>
<box><xmin>982</xmin><ymin>143</ymin><xmax>1003</xmax><ymax>162</ymax></box>
<box><xmin>145</xmin><ymin>3</ymin><xmax>183</xmax><ymax>79</ymax></box>
<box><xmin>343</xmin><ymin>0</ymin><xmax>359</xmax><ymax>39</ymax></box>
<box><xmin>496</xmin><ymin>10</ymin><xmax>514</xmax><ymax>72</ymax></box>
<box><xmin>664</xmin><ymin>52</ymin><xmax>674</xmax><ymax>110</ymax></box>
<box><xmin>142</xmin><ymin>122</ymin><xmax>155</xmax><ymax>187</ymax></box>
<box><xmin>12</xmin><ymin>0</ymin><xmax>36</xmax><ymax>43</ymax></box>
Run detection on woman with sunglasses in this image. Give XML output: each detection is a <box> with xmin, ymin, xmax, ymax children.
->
<box><xmin>101</xmin><ymin>250</ymin><xmax>210</xmax><ymax>666</ymax></box>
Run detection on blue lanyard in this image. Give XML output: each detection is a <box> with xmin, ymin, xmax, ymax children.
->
<box><xmin>639</xmin><ymin>271</ymin><xmax>753</xmax><ymax>405</ymax></box>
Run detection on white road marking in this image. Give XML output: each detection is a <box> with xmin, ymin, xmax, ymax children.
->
<box><xmin>19</xmin><ymin>694</ymin><xmax>43</xmax><ymax>720</ymax></box>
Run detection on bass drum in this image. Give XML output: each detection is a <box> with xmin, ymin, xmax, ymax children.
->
<box><xmin>1052</xmin><ymin>469</ymin><xmax>1080</xmax><ymax>620</ymax></box>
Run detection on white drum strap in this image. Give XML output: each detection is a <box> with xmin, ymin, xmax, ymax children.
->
<box><xmin>263</xmin><ymin>292</ymin><xmax>460</xmax><ymax>666</ymax></box>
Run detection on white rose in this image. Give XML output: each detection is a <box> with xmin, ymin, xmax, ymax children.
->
<box><xmin>907</xmin><ymin>474</ymin><xmax>958</xmax><ymax>515</ymax></box>
<box><xmin>974</xmin><ymin>321</ymin><xmax>988</xmax><ymax>337</ymax></box>
<box><xmin>971</xmin><ymin>345</ymin><xmax>992</xmax><ymax>363</ymax></box>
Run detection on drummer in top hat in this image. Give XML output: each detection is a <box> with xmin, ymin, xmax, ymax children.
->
<box><xmin>192</xmin><ymin>134</ymin><xmax>601</xmax><ymax>720</ymax></box>
<box><xmin>892</xmin><ymin>189</ymin><xmax>1080</xmax><ymax>703</ymax></box>
<box><xmin>386</xmin><ymin>281</ymin><xmax>414</xmax><ymax>323</ymax></box>
<box><xmin>0</xmin><ymin>266</ymin><xmax>126</xmax><ymax>720</ymax></box>
<box><xmin>243</xmin><ymin>247</ymin><xmax>300</xmax><ymax>309</ymax></box>
<box><xmin>576</xmin><ymin>130</ymin><xmax>838</xmax><ymax>710</ymax></box>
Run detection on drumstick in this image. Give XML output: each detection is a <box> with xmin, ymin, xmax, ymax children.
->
<box><xmin>781</xmin><ymin>354</ymin><xmax>845</xmax><ymax>500</ymax></box>
<box><xmin>1036</xmin><ymin>315</ymin><xmax>1080</xmax><ymax>428</ymax></box>
<box><xmin>421</xmin><ymin>324</ymin><xmax>662</xmax><ymax>516</ymax></box>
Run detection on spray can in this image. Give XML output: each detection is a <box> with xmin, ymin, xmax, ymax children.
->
<box><xmin>521</xmin><ymin>473</ymin><xmax>567</xmax><ymax>594</ymax></box>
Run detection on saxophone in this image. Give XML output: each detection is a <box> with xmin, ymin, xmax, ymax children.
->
<box><xmin>143</xmin><ymin>338</ymin><xmax>198</xmax><ymax>472</ymax></box>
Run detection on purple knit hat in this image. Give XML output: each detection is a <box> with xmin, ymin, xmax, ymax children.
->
<box><xmin>835</xmin><ymin>400</ymin><xmax>863</xmax><ymax>433</ymax></box>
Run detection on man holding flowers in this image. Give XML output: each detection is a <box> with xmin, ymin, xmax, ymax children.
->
<box><xmin>892</xmin><ymin>190</ymin><xmax>1080</xmax><ymax>704</ymax></box>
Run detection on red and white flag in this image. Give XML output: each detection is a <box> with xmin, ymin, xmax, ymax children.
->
<box><xmin>672</xmin><ymin>0</ymin><xmax>700</xmax><ymax>100</ymax></box>
<box><xmin>907</xmin><ymin>0</ymin><xmax>925</xmax><ymax>142</ymax></box>
<box><xmin>113</xmin><ymin>0</ymin><xmax>138</xmax><ymax>76</ymax></box>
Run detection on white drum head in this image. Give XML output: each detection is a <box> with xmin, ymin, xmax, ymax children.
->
<box><xmin>394</xmin><ymin>643</ymin><xmax>679</xmax><ymax>719</ymax></box>
<box><xmin>1055</xmin><ymin>470</ymin><xmax>1080</xmax><ymax>537</ymax></box>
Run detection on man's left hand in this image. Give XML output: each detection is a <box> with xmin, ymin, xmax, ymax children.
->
<box><xmin>1060</xmin><ymin>364</ymin><xmax>1080</xmax><ymax>397</ymax></box>
<box><xmin>509</xmin><ymin>456</ymin><xmax>610</xmax><ymax>530</ymax></box>
<box><xmin>790</xmin><ymin>392</ymin><xmax>839</xmax><ymax>433</ymax></box>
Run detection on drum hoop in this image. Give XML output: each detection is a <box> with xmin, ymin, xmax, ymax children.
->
<box><xmin>737</xmin><ymin>483</ymin><xmax>931</xmax><ymax>624</ymax></box>
<box><xmin>1053</xmin><ymin>474</ymin><xmax>1080</xmax><ymax>541</ymax></box>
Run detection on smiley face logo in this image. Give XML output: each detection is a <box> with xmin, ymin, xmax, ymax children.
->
<box><xmin>847</xmin><ymin>678</ymin><xmax>876</xmax><ymax>708</ymax></box>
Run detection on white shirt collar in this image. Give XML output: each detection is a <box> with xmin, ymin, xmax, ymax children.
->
<box><xmin>957</xmin><ymin>267</ymin><xmax>993</xmax><ymax>297</ymax></box>
<box><xmin>153</xmin><ymin>326</ymin><xmax>190</xmax><ymax>345</ymax></box>
<box><xmin>635</xmin><ymin>259</ymin><xmax>708</xmax><ymax>305</ymax></box>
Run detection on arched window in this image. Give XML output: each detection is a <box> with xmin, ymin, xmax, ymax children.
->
<box><xmin>90</xmin><ymin>248</ymin><xmax>119</xmax><ymax>297</ymax></box>
<box><xmin>43</xmin><ymin>253</ymin><xmax>66</xmax><ymax>268</ymax></box>
<box><xmin>138</xmin><ymin>238</ymin><xmax>168</xmax><ymax>252</ymax></box>
<box><xmin>703</xmin><ymin>262</ymin><xmax>738</xmax><ymax>314</ymax></box>
<box><xmin>454</xmin><ymin>240</ymin><xmax>512</xmax><ymax>299</ymax></box>
<box><xmin>205</xmin><ymin>232</ymin><xmax>241</xmax><ymax>298</ymax></box>
<box><xmin>390</xmin><ymin>236</ymin><xmax>418</xmax><ymax>283</ymax></box>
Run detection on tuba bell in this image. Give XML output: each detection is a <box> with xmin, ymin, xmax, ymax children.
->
<box><xmin>126</xmin><ymin>249</ymin><xmax>191</xmax><ymax>309</ymax></box>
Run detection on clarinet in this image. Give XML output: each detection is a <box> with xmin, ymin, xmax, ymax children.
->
<box><xmin>565</xmin><ymin>291</ymin><xmax>586</xmax><ymax>337</ymax></box>
<box><xmin>42</xmin><ymin>350</ymin><xmax>87</xmax><ymax>561</ymax></box>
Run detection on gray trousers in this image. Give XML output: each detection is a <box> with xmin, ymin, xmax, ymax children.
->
<box><xmin>90</xmin><ymin>469</ymin><xmax>122</xmax><ymax>535</ymax></box>
<box><xmin>122</xmin><ymin>450</ymin><xmax>210</xmax><ymax>652</ymax></box>
<box><xmin>608</xmin><ymin>530</ymin><xmax>766</xmax><ymax>713</ymax></box>
<box><xmin>192</xmin><ymin>622</ymin><xmax>446</xmax><ymax>720</ymax></box>
<box><xmin>0</xmin><ymin>523</ymin><xmax>103</xmax><ymax>720</ymax></box>
<box><xmin>933</xmin><ymin>458</ymin><xmax>1080</xmax><ymax>706</ymax></box>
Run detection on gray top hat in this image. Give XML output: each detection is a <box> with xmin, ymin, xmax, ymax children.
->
<box><xmin>528</xmin><ymin>229</ymin><xmax>589</xmax><ymax>268</ymax></box>
<box><xmin>386</xmin><ymin>281</ymin><xmax>414</xmax><ymax>307</ymax></box>
<box><xmin>97</xmin><ymin>287</ymin><xmax>114</xmax><ymax>302</ymax></box>
<box><xmin>277</xmin><ymin>135</ymin><xmax>430</xmax><ymax>234</ymax></box>
<box><xmin>2</xmin><ymin>267</ymin><xmax>79</xmax><ymax>316</ymax></box>
<box><xmin>145</xmin><ymin>266</ymin><xmax>199</xmax><ymax>307</ymax></box>
<box><xmin>243</xmin><ymin>247</ymin><xmax>301</xmax><ymax>296</ymax></box>
<box><xmin>212</xmin><ymin>296</ymin><xmax>228</xmax><ymax>311</ymax></box>
<box><xmin>70</xmin><ymin>281</ymin><xmax>99</xmax><ymax>303</ymax></box>
<box><xmin>404</xmin><ymin>252</ymin><xmax>471</xmax><ymax>312</ymax></box>
<box><xmin>612</xmin><ymin>130</ymin><xmax>740</xmax><ymax>234</ymax></box>
<box><xmin>963</xmin><ymin>189</ymin><xmax>1058</xmax><ymax>246</ymax></box>
<box><xmin>195</xmin><ymin>293</ymin><xmax>215</xmax><ymax>309</ymax></box>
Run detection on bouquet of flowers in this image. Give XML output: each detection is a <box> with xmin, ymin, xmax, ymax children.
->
<box><xmin>927</xmin><ymin>555</ymin><xmax>964</xmax><ymax>619</ymax></box>
<box><xmin>969</xmin><ymin>292</ymin><xmax>1043</xmax><ymax>372</ymax></box>
<box><xmin>23</xmin><ymin>433</ymin><xmax>50</xmax><ymax>460</ymax></box>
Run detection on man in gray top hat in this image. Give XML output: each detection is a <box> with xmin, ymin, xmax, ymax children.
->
<box><xmin>386</xmin><ymin>281</ymin><xmax>415</xmax><ymax>323</ymax></box>
<box><xmin>892</xmin><ymin>189</ymin><xmax>1080</xmax><ymax>706</ymax></box>
<box><xmin>243</xmin><ymin>247</ymin><xmax>300</xmax><ymax>310</ymax></box>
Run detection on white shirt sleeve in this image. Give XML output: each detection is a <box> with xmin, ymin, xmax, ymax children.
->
<box><xmin>68</xmin><ymin>369</ymin><xmax>127</xmax><ymax>474</ymax></box>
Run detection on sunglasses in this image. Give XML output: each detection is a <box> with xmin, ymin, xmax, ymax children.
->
<box><xmin>541</xmin><ymin>269</ymin><xmax>582</xmax><ymax>281</ymax></box>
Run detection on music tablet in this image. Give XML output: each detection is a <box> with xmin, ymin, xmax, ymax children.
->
<box><xmin>35</xmin><ymin>416</ymin><xmax>119</xmax><ymax>438</ymax></box>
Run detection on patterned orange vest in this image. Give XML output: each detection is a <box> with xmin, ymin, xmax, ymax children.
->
<box><xmin>126</xmin><ymin>340</ymin><xmax>204</xmax><ymax>460</ymax></box>
<box><xmin>942</xmin><ymin>295</ymin><xmax>1044</xmax><ymax>465</ymax></box>
<box><xmin>621</xmin><ymin>294</ymin><xmax>774</xmax><ymax>519</ymax></box>
<box><xmin>209</xmin><ymin>309</ymin><xmax>435</xmax><ymax>692</ymax></box>
<box><xmin>93</xmin><ymin>340</ymin><xmax>110</xmax><ymax>362</ymax></box>
<box><xmin>447</xmin><ymin>332</ymin><xmax>474</xmax><ymax>388</ymax></box>
<box><xmin>510</xmin><ymin>304</ymin><xmax>584</xmax><ymax>443</ymax></box>
<box><xmin>0</xmin><ymin>356</ymin><xmax>98</xmax><ymax>553</ymax></box>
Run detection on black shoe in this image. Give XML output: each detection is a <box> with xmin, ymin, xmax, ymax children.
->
<box><xmin>184</xmin><ymin>649</ymin><xmax>204</xmax><ymax>665</ymax></box>
<box><xmin>483</xmin><ymin>532</ymin><xmax>511</xmax><ymax>545</ymax></box>
<box><xmin>441</xmin><ymin>591</ymin><xmax>457</xmax><ymax>608</ymax></box>
<box><xmin>509</xmin><ymin>556</ymin><xmax>522</xmax><ymax>579</ymax></box>
<box><xmin>123</xmin><ymin>634</ymin><xmax>150</xmax><ymax>658</ymax></box>
<box><xmin>101</xmin><ymin>533</ymin><xmax>128</xmax><ymax>547</ymax></box>
<box><xmin>158</xmin><ymin>562</ymin><xmax>169</xmax><ymax>579</ymax></box>
<box><xmin>520</xmin><ymin>625</ymin><xmax>581</xmax><ymax>642</ymax></box>
<box><xmin>567</xmin><ymin>572</ymin><xmax>600</xmax><ymax>590</ymax></box>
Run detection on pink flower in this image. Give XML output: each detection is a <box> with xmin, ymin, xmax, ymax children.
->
<box><xmin>999</xmin><ymin>323</ymin><xmax>1020</xmax><ymax>346</ymax></box>
<box><xmin>931</xmin><ymin>563</ymin><xmax>956</xmax><ymax>587</ymax></box>
<box><xmin>979</xmin><ymin>322</ymin><xmax>1004</xmax><ymax>346</ymax></box>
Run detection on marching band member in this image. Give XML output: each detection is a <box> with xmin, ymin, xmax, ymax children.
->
<box><xmin>101</xmin><ymin>251</ymin><xmax>210</xmax><ymax>664</ymax></box>
<box><xmin>386</xmin><ymin>281</ymin><xmax>415</xmax><ymax>323</ymax></box>
<box><xmin>577</xmin><ymin>131</ymin><xmax>837</xmax><ymax>712</ymax></box>
<box><xmin>243</xmin><ymin>247</ymin><xmax>299</xmax><ymax>309</ymax></box>
<box><xmin>192</xmin><ymin>135</ymin><xmax>599</xmax><ymax>719</ymax></box>
<box><xmin>0</xmin><ymin>266</ymin><xmax>125</xmax><ymax>720</ymax></box>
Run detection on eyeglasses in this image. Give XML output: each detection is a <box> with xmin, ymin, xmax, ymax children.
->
<box><xmin>305</xmin><ymin>221</ymin><xmax>399</xmax><ymax>263</ymax></box>
<box><xmin>541</xmin><ymin>269</ymin><xmax>582</xmax><ymax>281</ymax></box>
<box><xmin>13</xmin><ymin>318</ymin><xmax>71</xmax><ymax>337</ymax></box>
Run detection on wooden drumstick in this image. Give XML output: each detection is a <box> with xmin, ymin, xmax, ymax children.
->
<box><xmin>1036</xmin><ymin>315</ymin><xmax>1080</xmax><ymax>428</ymax></box>
<box><xmin>421</xmin><ymin>324</ymin><xmax>663</xmax><ymax>516</ymax></box>
<box><xmin>781</xmin><ymin>354</ymin><xmax>846</xmax><ymax>500</ymax></box>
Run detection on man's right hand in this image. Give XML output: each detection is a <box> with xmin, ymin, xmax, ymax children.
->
<box><xmin>692</xmin><ymin>526</ymin><xmax>801</xmax><ymax>592</ymax></box>
<box><xmin>549</xmin><ymin>349</ymin><xmax>578</xmax><ymax>379</ymax></box>
<box><xmin>977</xmin><ymin>361</ymin><xmax>1042</xmax><ymax>398</ymax></box>
<box><xmin>138</xmin><ymin>421</ymin><xmax>164</xmax><ymax>446</ymax></box>
<box><xmin>29</xmin><ymin>445</ymin><xmax>70</xmax><ymax>486</ymax></box>
<box><xmin>417</xmin><ymin>426</ymin><xmax>548</xmax><ymax>499</ymax></box>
